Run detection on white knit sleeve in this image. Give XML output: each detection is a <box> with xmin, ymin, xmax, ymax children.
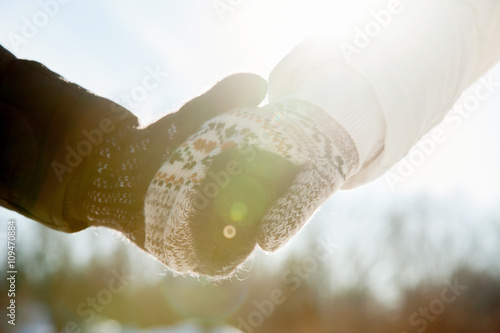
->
<box><xmin>268</xmin><ymin>0</ymin><xmax>500</xmax><ymax>189</ymax></box>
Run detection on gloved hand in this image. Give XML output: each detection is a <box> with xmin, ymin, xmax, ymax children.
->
<box><xmin>1</xmin><ymin>48</ymin><xmax>359</xmax><ymax>279</ymax></box>
<box><xmin>0</xmin><ymin>46</ymin><xmax>268</xmax><ymax>254</ymax></box>
<box><xmin>62</xmin><ymin>73</ymin><xmax>269</xmax><ymax>248</ymax></box>
<box><xmin>145</xmin><ymin>100</ymin><xmax>360</xmax><ymax>277</ymax></box>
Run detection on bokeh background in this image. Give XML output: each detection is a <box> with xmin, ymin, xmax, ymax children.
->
<box><xmin>1</xmin><ymin>0</ymin><xmax>500</xmax><ymax>332</ymax></box>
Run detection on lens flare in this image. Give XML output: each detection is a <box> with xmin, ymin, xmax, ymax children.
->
<box><xmin>223</xmin><ymin>224</ymin><xmax>237</xmax><ymax>239</ymax></box>
<box><xmin>272</xmin><ymin>111</ymin><xmax>284</xmax><ymax>124</ymax></box>
<box><xmin>230</xmin><ymin>202</ymin><xmax>248</xmax><ymax>222</ymax></box>
<box><xmin>214</xmin><ymin>175</ymin><xmax>268</xmax><ymax>228</ymax></box>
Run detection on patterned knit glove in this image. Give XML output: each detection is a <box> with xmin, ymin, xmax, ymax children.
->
<box><xmin>145</xmin><ymin>100</ymin><xmax>360</xmax><ymax>277</ymax></box>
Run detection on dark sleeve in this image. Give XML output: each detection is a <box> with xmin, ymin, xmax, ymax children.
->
<box><xmin>0</xmin><ymin>45</ymin><xmax>138</xmax><ymax>232</ymax></box>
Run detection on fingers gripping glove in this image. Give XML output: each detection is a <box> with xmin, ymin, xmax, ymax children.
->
<box><xmin>145</xmin><ymin>100</ymin><xmax>360</xmax><ymax>277</ymax></box>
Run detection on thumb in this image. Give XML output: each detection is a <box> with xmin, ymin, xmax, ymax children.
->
<box><xmin>178</xmin><ymin>73</ymin><xmax>268</xmax><ymax>116</ymax></box>
<box><xmin>146</xmin><ymin>73</ymin><xmax>267</xmax><ymax>146</ymax></box>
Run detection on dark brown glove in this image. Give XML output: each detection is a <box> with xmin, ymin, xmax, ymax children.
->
<box><xmin>0</xmin><ymin>45</ymin><xmax>267</xmax><ymax>250</ymax></box>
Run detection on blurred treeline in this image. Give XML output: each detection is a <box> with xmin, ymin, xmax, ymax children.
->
<box><xmin>1</xmin><ymin>192</ymin><xmax>500</xmax><ymax>332</ymax></box>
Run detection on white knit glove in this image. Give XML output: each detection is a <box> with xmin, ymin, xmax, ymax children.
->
<box><xmin>145</xmin><ymin>100</ymin><xmax>360</xmax><ymax>277</ymax></box>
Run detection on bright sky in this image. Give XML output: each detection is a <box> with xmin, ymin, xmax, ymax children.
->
<box><xmin>1</xmin><ymin>1</ymin><xmax>498</xmax><ymax>204</ymax></box>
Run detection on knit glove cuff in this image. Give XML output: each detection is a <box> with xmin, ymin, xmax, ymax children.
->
<box><xmin>145</xmin><ymin>100</ymin><xmax>359</xmax><ymax>275</ymax></box>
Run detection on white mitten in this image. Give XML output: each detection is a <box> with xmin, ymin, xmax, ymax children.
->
<box><xmin>145</xmin><ymin>100</ymin><xmax>359</xmax><ymax>277</ymax></box>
